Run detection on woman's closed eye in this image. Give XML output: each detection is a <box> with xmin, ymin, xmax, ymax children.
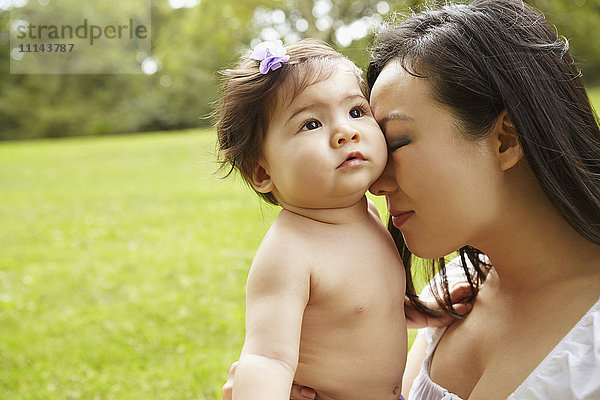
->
<box><xmin>387</xmin><ymin>135</ymin><xmax>411</xmax><ymax>152</ymax></box>
<box><xmin>301</xmin><ymin>119</ymin><xmax>322</xmax><ymax>131</ymax></box>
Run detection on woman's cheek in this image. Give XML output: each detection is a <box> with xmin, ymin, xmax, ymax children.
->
<box><xmin>392</xmin><ymin>151</ymin><xmax>421</xmax><ymax>193</ymax></box>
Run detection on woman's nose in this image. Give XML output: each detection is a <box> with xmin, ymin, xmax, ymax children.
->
<box><xmin>331</xmin><ymin>126</ymin><xmax>360</xmax><ymax>148</ymax></box>
<box><xmin>369</xmin><ymin>159</ymin><xmax>397</xmax><ymax>196</ymax></box>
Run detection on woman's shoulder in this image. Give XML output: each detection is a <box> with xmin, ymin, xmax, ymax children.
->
<box><xmin>508</xmin><ymin>297</ymin><xmax>600</xmax><ymax>399</ymax></box>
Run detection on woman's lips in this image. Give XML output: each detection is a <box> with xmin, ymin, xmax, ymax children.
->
<box><xmin>390</xmin><ymin>210</ymin><xmax>415</xmax><ymax>227</ymax></box>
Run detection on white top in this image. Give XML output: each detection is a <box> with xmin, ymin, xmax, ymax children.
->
<box><xmin>409</xmin><ymin>259</ymin><xmax>600</xmax><ymax>400</ymax></box>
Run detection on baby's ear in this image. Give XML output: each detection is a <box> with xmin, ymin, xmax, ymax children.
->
<box><xmin>493</xmin><ymin>109</ymin><xmax>523</xmax><ymax>172</ymax></box>
<box><xmin>249</xmin><ymin>162</ymin><xmax>274</xmax><ymax>193</ymax></box>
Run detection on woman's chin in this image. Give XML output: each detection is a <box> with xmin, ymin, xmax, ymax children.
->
<box><xmin>403</xmin><ymin>234</ymin><xmax>456</xmax><ymax>260</ymax></box>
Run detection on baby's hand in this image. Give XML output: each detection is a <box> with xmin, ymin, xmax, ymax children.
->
<box><xmin>405</xmin><ymin>282</ymin><xmax>473</xmax><ymax>329</ymax></box>
<box><xmin>222</xmin><ymin>361</ymin><xmax>237</xmax><ymax>400</ymax></box>
<box><xmin>222</xmin><ymin>361</ymin><xmax>317</xmax><ymax>400</ymax></box>
<box><xmin>290</xmin><ymin>384</ymin><xmax>317</xmax><ymax>399</ymax></box>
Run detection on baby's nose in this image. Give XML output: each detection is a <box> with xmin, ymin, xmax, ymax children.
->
<box><xmin>332</xmin><ymin>128</ymin><xmax>360</xmax><ymax>147</ymax></box>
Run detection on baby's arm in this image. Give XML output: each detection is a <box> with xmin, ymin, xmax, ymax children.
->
<box><xmin>233</xmin><ymin>243</ymin><xmax>311</xmax><ymax>400</ymax></box>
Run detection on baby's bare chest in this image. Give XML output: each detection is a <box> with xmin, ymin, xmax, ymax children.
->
<box><xmin>304</xmin><ymin>228</ymin><xmax>405</xmax><ymax>317</ymax></box>
<box><xmin>292</xmin><ymin>229</ymin><xmax>408</xmax><ymax>399</ymax></box>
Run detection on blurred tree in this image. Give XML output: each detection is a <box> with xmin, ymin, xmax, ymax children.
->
<box><xmin>0</xmin><ymin>2</ymin><xmax>152</xmax><ymax>139</ymax></box>
<box><xmin>528</xmin><ymin>0</ymin><xmax>600</xmax><ymax>83</ymax></box>
<box><xmin>132</xmin><ymin>0</ymin><xmax>268</xmax><ymax>130</ymax></box>
<box><xmin>0</xmin><ymin>0</ymin><xmax>598</xmax><ymax>140</ymax></box>
<box><xmin>243</xmin><ymin>0</ymin><xmax>437</xmax><ymax>68</ymax></box>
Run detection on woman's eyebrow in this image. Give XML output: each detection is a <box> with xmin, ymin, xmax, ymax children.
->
<box><xmin>377</xmin><ymin>112</ymin><xmax>413</xmax><ymax>126</ymax></box>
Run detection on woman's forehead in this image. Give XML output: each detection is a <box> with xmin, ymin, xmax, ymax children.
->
<box><xmin>370</xmin><ymin>62</ymin><xmax>415</xmax><ymax>114</ymax></box>
<box><xmin>372</xmin><ymin>61</ymin><xmax>416</xmax><ymax>93</ymax></box>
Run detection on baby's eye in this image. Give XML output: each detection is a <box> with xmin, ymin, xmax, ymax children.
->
<box><xmin>349</xmin><ymin>107</ymin><xmax>364</xmax><ymax>119</ymax></box>
<box><xmin>301</xmin><ymin>120</ymin><xmax>322</xmax><ymax>131</ymax></box>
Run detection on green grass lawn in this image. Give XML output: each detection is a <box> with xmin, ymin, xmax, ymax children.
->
<box><xmin>0</xmin><ymin>130</ymin><xmax>286</xmax><ymax>399</ymax></box>
<box><xmin>1</xmin><ymin>87</ymin><xmax>598</xmax><ymax>399</ymax></box>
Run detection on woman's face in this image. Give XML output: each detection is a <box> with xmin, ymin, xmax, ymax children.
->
<box><xmin>369</xmin><ymin>61</ymin><xmax>502</xmax><ymax>258</ymax></box>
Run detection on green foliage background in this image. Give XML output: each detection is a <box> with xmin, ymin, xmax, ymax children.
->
<box><xmin>0</xmin><ymin>0</ymin><xmax>599</xmax><ymax>140</ymax></box>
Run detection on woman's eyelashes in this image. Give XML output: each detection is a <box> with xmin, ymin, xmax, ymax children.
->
<box><xmin>387</xmin><ymin>135</ymin><xmax>411</xmax><ymax>151</ymax></box>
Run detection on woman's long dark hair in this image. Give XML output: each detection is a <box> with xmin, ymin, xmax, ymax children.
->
<box><xmin>367</xmin><ymin>0</ymin><xmax>600</xmax><ymax>317</ymax></box>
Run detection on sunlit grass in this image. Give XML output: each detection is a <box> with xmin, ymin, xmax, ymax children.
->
<box><xmin>0</xmin><ymin>130</ymin><xmax>281</xmax><ymax>399</ymax></box>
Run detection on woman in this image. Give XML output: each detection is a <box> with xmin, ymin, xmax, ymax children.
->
<box><xmin>224</xmin><ymin>0</ymin><xmax>600</xmax><ymax>398</ymax></box>
<box><xmin>366</xmin><ymin>0</ymin><xmax>600</xmax><ymax>398</ymax></box>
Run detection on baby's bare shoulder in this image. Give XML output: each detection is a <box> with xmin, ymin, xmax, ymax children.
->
<box><xmin>260</xmin><ymin>213</ymin><xmax>313</xmax><ymax>248</ymax></box>
<box><xmin>366</xmin><ymin>198</ymin><xmax>381</xmax><ymax>218</ymax></box>
<box><xmin>251</xmin><ymin>216</ymin><xmax>315</xmax><ymax>275</ymax></box>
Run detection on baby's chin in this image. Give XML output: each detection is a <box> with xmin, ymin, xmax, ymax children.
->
<box><xmin>279</xmin><ymin>191</ymin><xmax>369</xmax><ymax>211</ymax></box>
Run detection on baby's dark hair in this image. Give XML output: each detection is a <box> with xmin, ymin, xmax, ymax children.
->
<box><xmin>215</xmin><ymin>39</ymin><xmax>363</xmax><ymax>205</ymax></box>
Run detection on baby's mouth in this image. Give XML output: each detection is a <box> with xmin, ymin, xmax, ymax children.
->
<box><xmin>337</xmin><ymin>151</ymin><xmax>365</xmax><ymax>168</ymax></box>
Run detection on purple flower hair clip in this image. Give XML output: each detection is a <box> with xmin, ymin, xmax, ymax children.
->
<box><xmin>250</xmin><ymin>40</ymin><xmax>290</xmax><ymax>74</ymax></box>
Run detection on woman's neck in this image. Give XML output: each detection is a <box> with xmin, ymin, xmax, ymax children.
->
<box><xmin>475</xmin><ymin>191</ymin><xmax>600</xmax><ymax>294</ymax></box>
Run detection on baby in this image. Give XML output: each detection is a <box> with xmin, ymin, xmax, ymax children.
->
<box><xmin>216</xmin><ymin>39</ymin><xmax>407</xmax><ymax>400</ymax></box>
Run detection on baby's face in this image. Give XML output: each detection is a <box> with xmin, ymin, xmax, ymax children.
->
<box><xmin>257</xmin><ymin>64</ymin><xmax>387</xmax><ymax>209</ymax></box>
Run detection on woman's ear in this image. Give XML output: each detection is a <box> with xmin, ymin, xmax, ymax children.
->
<box><xmin>250</xmin><ymin>162</ymin><xmax>274</xmax><ymax>193</ymax></box>
<box><xmin>493</xmin><ymin>110</ymin><xmax>524</xmax><ymax>172</ymax></box>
